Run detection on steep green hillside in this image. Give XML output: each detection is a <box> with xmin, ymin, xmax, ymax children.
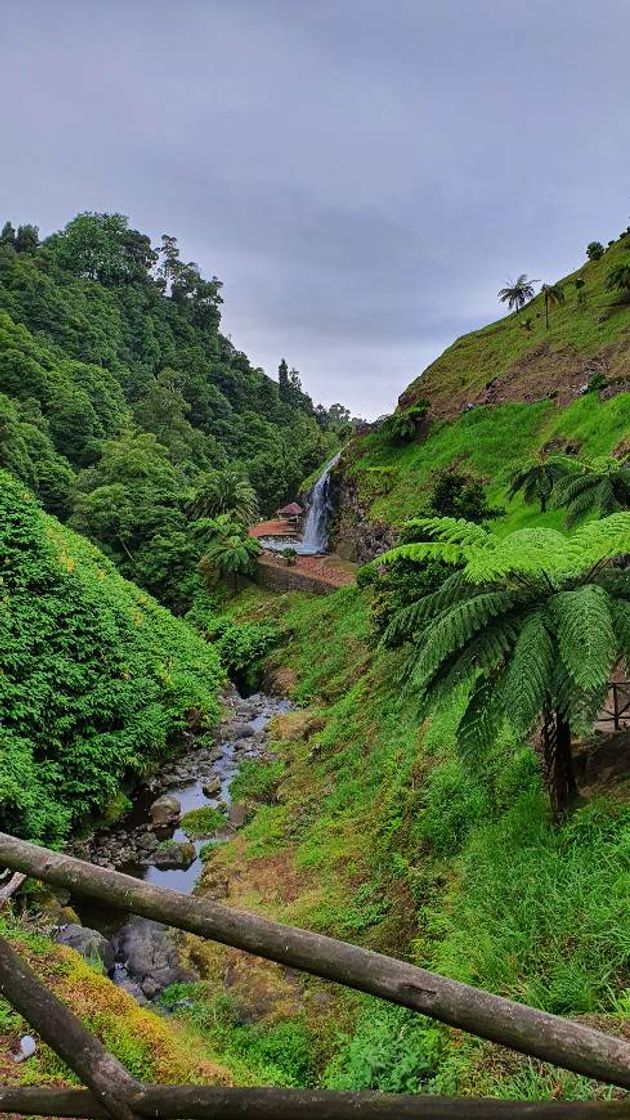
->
<box><xmin>402</xmin><ymin>230</ymin><xmax>630</xmax><ymax>417</ymax></box>
<box><xmin>0</xmin><ymin>214</ymin><xmax>347</xmax><ymax>604</ymax></box>
<box><xmin>0</xmin><ymin>469</ymin><xmax>222</xmax><ymax>844</ymax></box>
<box><xmin>169</xmin><ymin>583</ymin><xmax>630</xmax><ymax>1101</ymax></box>
<box><xmin>340</xmin><ymin>393</ymin><xmax>630</xmax><ymax>539</ymax></box>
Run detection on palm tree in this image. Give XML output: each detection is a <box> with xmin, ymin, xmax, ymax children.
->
<box><xmin>200</xmin><ymin>514</ymin><xmax>261</xmax><ymax>593</ymax></box>
<box><xmin>541</xmin><ymin>282</ymin><xmax>565</xmax><ymax>329</ymax></box>
<box><xmin>380</xmin><ymin>514</ymin><xmax>630</xmax><ymax>817</ymax></box>
<box><xmin>188</xmin><ymin>467</ymin><xmax>258</xmax><ymax>526</ymax></box>
<box><xmin>497</xmin><ymin>274</ymin><xmax>536</xmax><ymax>315</ymax></box>
<box><xmin>506</xmin><ymin>454</ymin><xmax>576</xmax><ymax>513</ymax></box>
<box><xmin>554</xmin><ymin>457</ymin><xmax>630</xmax><ymax>527</ymax></box>
<box><xmin>605</xmin><ymin>262</ymin><xmax>630</xmax><ymax>299</ymax></box>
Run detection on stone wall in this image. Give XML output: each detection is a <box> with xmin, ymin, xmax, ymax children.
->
<box><xmin>255</xmin><ymin>558</ymin><xmax>337</xmax><ymax>595</ymax></box>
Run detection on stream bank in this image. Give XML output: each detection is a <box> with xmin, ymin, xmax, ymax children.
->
<box><xmin>57</xmin><ymin>688</ymin><xmax>292</xmax><ymax>1003</ymax></box>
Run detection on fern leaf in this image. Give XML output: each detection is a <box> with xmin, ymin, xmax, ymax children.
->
<box><xmin>457</xmin><ymin>676</ymin><xmax>503</xmax><ymax>761</ymax></box>
<box><xmin>552</xmin><ymin>584</ymin><xmax>616</xmax><ymax>692</ymax></box>
<box><xmin>411</xmin><ymin>590</ymin><xmax>523</xmax><ymax>691</ymax></box>
<box><xmin>498</xmin><ymin>609</ymin><xmax>554</xmax><ymax>735</ymax></box>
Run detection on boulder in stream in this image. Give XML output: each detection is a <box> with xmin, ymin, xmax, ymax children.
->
<box><xmin>113</xmin><ymin>918</ymin><xmax>195</xmax><ymax>999</ymax></box>
<box><xmin>202</xmin><ymin>776</ymin><xmax>221</xmax><ymax>797</ymax></box>
<box><xmin>55</xmin><ymin>924</ymin><xmax>115</xmax><ymax>974</ymax></box>
<box><xmin>149</xmin><ymin>793</ymin><xmax>181</xmax><ymax>827</ymax></box>
<box><xmin>152</xmin><ymin>839</ymin><xmax>196</xmax><ymax>869</ymax></box>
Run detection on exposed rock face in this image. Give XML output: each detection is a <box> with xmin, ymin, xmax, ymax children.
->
<box><xmin>149</xmin><ymin>793</ymin><xmax>181</xmax><ymax>827</ymax></box>
<box><xmin>55</xmin><ymin>924</ymin><xmax>115</xmax><ymax>974</ymax></box>
<box><xmin>328</xmin><ymin>459</ymin><xmax>395</xmax><ymax>563</ymax></box>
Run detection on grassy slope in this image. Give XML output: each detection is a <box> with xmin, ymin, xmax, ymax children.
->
<box><xmin>0</xmin><ymin>915</ymin><xmax>241</xmax><ymax>1090</ymax></box>
<box><xmin>167</xmin><ymin>583</ymin><xmax>630</xmax><ymax>1101</ymax></box>
<box><xmin>344</xmin><ymin>392</ymin><xmax>630</xmax><ymax>534</ymax></box>
<box><xmin>401</xmin><ymin>234</ymin><xmax>630</xmax><ymax>417</ymax></box>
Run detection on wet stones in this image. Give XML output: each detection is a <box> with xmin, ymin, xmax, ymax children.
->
<box><xmin>149</xmin><ymin>793</ymin><xmax>181</xmax><ymax>827</ymax></box>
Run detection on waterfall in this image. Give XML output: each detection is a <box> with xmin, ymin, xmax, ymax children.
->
<box><xmin>299</xmin><ymin>451</ymin><xmax>341</xmax><ymax>554</ymax></box>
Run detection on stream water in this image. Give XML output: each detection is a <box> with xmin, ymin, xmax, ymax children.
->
<box><xmin>63</xmin><ymin>689</ymin><xmax>292</xmax><ymax>1002</ymax></box>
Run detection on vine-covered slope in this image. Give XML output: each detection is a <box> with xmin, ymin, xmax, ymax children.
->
<box><xmin>0</xmin><ymin>469</ymin><xmax>223</xmax><ymax>844</ymax></box>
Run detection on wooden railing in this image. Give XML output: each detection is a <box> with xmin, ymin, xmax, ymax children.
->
<box><xmin>0</xmin><ymin>833</ymin><xmax>629</xmax><ymax>1119</ymax></box>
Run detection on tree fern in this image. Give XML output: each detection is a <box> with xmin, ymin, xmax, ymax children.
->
<box><xmin>497</xmin><ymin>610</ymin><xmax>555</xmax><ymax>735</ymax></box>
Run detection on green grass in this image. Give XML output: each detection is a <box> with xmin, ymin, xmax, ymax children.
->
<box><xmin>180</xmin><ymin>806</ymin><xmax>226</xmax><ymax>839</ymax></box>
<box><xmin>402</xmin><ymin>232</ymin><xmax>630</xmax><ymax>414</ymax></box>
<box><xmin>345</xmin><ymin>393</ymin><xmax>630</xmax><ymax>531</ymax></box>
<box><xmin>205</xmin><ymin>579</ymin><xmax>630</xmax><ymax>1099</ymax></box>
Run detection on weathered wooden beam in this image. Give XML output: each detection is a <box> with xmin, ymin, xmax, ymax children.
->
<box><xmin>1</xmin><ymin>832</ymin><xmax>630</xmax><ymax>1091</ymax></box>
<box><xmin>1</xmin><ymin>1085</ymin><xmax>630</xmax><ymax>1120</ymax></box>
<box><xmin>0</xmin><ymin>870</ymin><xmax>26</xmax><ymax>907</ymax></box>
<box><xmin>0</xmin><ymin>935</ymin><xmax>140</xmax><ymax>1120</ymax></box>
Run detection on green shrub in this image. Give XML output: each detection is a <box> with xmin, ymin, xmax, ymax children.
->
<box><xmin>190</xmin><ymin>615</ymin><xmax>280</xmax><ymax>692</ymax></box>
<box><xmin>323</xmin><ymin>1002</ymin><xmax>442</xmax><ymax>1093</ymax></box>
<box><xmin>180</xmin><ymin>806</ymin><xmax>226</xmax><ymax>839</ymax></box>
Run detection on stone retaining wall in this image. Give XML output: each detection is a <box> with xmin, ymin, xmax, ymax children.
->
<box><xmin>255</xmin><ymin>558</ymin><xmax>337</xmax><ymax>595</ymax></box>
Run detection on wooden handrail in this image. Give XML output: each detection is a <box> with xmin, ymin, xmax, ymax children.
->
<box><xmin>1</xmin><ymin>1085</ymin><xmax>630</xmax><ymax>1120</ymax></box>
<box><xmin>2</xmin><ymin>832</ymin><xmax>630</xmax><ymax>1091</ymax></box>
<box><xmin>0</xmin><ymin>936</ymin><xmax>140</xmax><ymax>1120</ymax></box>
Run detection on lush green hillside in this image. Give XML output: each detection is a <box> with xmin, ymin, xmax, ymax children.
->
<box><xmin>402</xmin><ymin>229</ymin><xmax>630</xmax><ymax>417</ymax></box>
<box><xmin>0</xmin><ymin>469</ymin><xmax>223</xmax><ymax>844</ymax></box>
<box><xmin>165</xmin><ymin>582</ymin><xmax>630</xmax><ymax>1101</ymax></box>
<box><xmin>0</xmin><ymin>214</ymin><xmax>348</xmax><ymax>605</ymax></box>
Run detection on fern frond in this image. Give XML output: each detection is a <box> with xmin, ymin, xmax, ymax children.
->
<box><xmin>379</xmin><ymin>541</ymin><xmax>471</xmax><ymax>568</ymax></box>
<box><xmin>564</xmin><ymin>514</ymin><xmax>630</xmax><ymax>574</ymax></box>
<box><xmin>380</xmin><ymin>571</ymin><xmax>472</xmax><ymax>646</ymax></box>
<box><xmin>457</xmin><ymin>676</ymin><xmax>504</xmax><ymax>761</ymax></box>
<box><xmin>498</xmin><ymin>609</ymin><xmax>555</xmax><ymax>735</ymax></box>
<box><xmin>551</xmin><ymin>584</ymin><xmax>616</xmax><ymax>692</ymax></box>
<box><xmin>463</xmin><ymin>528</ymin><xmax>569</xmax><ymax>582</ymax></box>
<box><xmin>411</xmin><ymin>590</ymin><xmax>524</xmax><ymax>691</ymax></box>
<box><xmin>610</xmin><ymin>598</ymin><xmax>630</xmax><ymax>664</ymax></box>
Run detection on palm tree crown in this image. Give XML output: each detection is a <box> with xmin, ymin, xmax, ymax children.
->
<box><xmin>497</xmin><ymin>274</ymin><xmax>536</xmax><ymax>315</ymax></box>
<box><xmin>188</xmin><ymin>467</ymin><xmax>258</xmax><ymax>526</ymax></box>
<box><xmin>541</xmin><ymin>282</ymin><xmax>565</xmax><ymax>329</ymax></box>
<box><xmin>200</xmin><ymin>514</ymin><xmax>261</xmax><ymax>592</ymax></box>
<box><xmin>554</xmin><ymin>457</ymin><xmax>630</xmax><ymax>527</ymax></box>
<box><xmin>380</xmin><ymin>514</ymin><xmax>630</xmax><ymax>817</ymax></box>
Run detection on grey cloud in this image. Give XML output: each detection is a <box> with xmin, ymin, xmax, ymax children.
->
<box><xmin>1</xmin><ymin>0</ymin><xmax>630</xmax><ymax>416</ymax></box>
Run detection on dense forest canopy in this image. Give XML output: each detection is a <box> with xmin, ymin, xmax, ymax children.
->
<box><xmin>0</xmin><ymin>213</ymin><xmax>355</xmax><ymax>606</ymax></box>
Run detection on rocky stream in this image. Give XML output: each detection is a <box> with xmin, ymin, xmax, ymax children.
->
<box><xmin>55</xmin><ymin>689</ymin><xmax>292</xmax><ymax>1004</ymax></box>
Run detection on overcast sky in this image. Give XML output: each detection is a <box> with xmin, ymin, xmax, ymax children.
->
<box><xmin>2</xmin><ymin>1</ymin><xmax>630</xmax><ymax>417</ymax></box>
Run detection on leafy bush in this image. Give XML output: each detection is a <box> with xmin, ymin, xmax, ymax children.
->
<box><xmin>189</xmin><ymin>613</ymin><xmax>280</xmax><ymax>692</ymax></box>
<box><xmin>323</xmin><ymin>1003</ymin><xmax>442</xmax><ymax>1093</ymax></box>
<box><xmin>427</xmin><ymin>468</ymin><xmax>500</xmax><ymax>522</ymax></box>
<box><xmin>382</xmin><ymin>400</ymin><xmax>430</xmax><ymax>446</ymax></box>
<box><xmin>180</xmin><ymin>806</ymin><xmax>226</xmax><ymax>838</ymax></box>
<box><xmin>586</xmin><ymin>241</ymin><xmax>605</xmax><ymax>262</ymax></box>
<box><xmin>281</xmin><ymin>547</ymin><xmax>298</xmax><ymax>566</ymax></box>
<box><xmin>0</xmin><ymin>471</ymin><xmax>222</xmax><ymax>843</ymax></box>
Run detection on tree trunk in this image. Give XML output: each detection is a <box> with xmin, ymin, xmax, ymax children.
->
<box><xmin>540</xmin><ymin>494</ymin><xmax>547</xmax><ymax>513</ymax></box>
<box><xmin>541</xmin><ymin>709</ymin><xmax>577</xmax><ymax>819</ymax></box>
<box><xmin>544</xmin><ymin>298</ymin><xmax>550</xmax><ymax>330</ymax></box>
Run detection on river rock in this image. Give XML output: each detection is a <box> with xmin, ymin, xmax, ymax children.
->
<box><xmin>55</xmin><ymin>924</ymin><xmax>115</xmax><ymax>974</ymax></box>
<box><xmin>152</xmin><ymin>839</ymin><xmax>196</xmax><ymax>869</ymax></box>
<box><xmin>113</xmin><ymin>918</ymin><xmax>194</xmax><ymax>998</ymax></box>
<box><xmin>228</xmin><ymin>803</ymin><xmax>247</xmax><ymax>828</ymax></box>
<box><xmin>149</xmin><ymin>793</ymin><xmax>181</xmax><ymax>826</ymax></box>
<box><xmin>223</xmin><ymin>722</ymin><xmax>254</xmax><ymax>741</ymax></box>
<box><xmin>137</xmin><ymin>831</ymin><xmax>158</xmax><ymax>853</ymax></box>
<box><xmin>202</xmin><ymin>776</ymin><xmax>221</xmax><ymax>797</ymax></box>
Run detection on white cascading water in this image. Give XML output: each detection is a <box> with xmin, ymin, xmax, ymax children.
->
<box><xmin>258</xmin><ymin>452</ymin><xmax>341</xmax><ymax>556</ymax></box>
<box><xmin>299</xmin><ymin>451</ymin><xmax>341</xmax><ymax>553</ymax></box>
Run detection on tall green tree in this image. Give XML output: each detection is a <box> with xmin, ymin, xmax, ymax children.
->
<box><xmin>380</xmin><ymin>515</ymin><xmax>630</xmax><ymax>817</ymax></box>
<box><xmin>497</xmin><ymin>274</ymin><xmax>536</xmax><ymax>315</ymax></box>
<box><xmin>188</xmin><ymin>466</ymin><xmax>259</xmax><ymax>525</ymax></box>
<box><xmin>506</xmin><ymin>454</ymin><xmax>575</xmax><ymax>513</ymax></box>
<box><xmin>541</xmin><ymin>282</ymin><xmax>565</xmax><ymax>329</ymax></box>
<box><xmin>554</xmin><ymin>457</ymin><xmax>630</xmax><ymax>526</ymax></box>
<box><xmin>200</xmin><ymin>515</ymin><xmax>261</xmax><ymax>593</ymax></box>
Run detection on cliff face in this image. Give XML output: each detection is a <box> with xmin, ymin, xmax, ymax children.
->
<box><xmin>327</xmin><ymin>458</ymin><xmax>395</xmax><ymax>563</ymax></box>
